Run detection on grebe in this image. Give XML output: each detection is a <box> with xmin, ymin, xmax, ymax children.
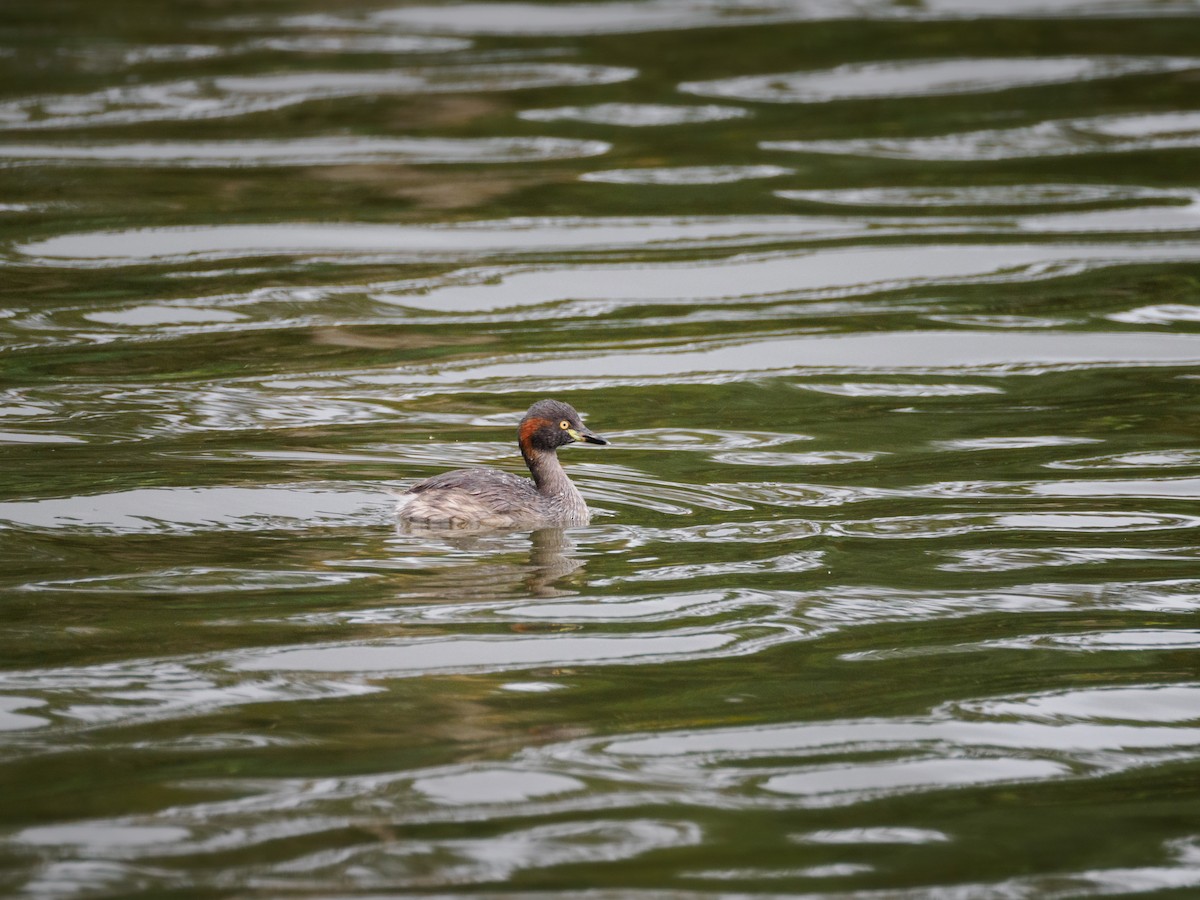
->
<box><xmin>396</xmin><ymin>399</ymin><xmax>607</xmax><ymax>528</ymax></box>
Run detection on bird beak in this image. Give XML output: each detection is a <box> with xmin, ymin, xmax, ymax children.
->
<box><xmin>568</xmin><ymin>427</ymin><xmax>608</xmax><ymax>446</ymax></box>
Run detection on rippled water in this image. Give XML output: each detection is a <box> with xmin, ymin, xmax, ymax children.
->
<box><xmin>3</xmin><ymin>1</ymin><xmax>1200</xmax><ymax>896</ymax></box>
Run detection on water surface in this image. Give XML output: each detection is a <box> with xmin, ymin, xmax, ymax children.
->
<box><xmin>3</xmin><ymin>0</ymin><xmax>1200</xmax><ymax>896</ymax></box>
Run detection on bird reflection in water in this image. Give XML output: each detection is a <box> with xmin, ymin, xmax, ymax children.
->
<box><xmin>391</xmin><ymin>525</ymin><xmax>587</xmax><ymax>599</ymax></box>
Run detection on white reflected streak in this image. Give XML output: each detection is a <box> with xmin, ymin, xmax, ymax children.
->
<box><xmin>581</xmin><ymin>164</ymin><xmax>791</xmax><ymax>185</ymax></box>
<box><xmin>683</xmin><ymin>56</ymin><xmax>1200</xmax><ymax>103</ymax></box>
<box><xmin>379</xmin><ymin>332</ymin><xmax>1200</xmax><ymax>390</ymax></box>
<box><xmin>0</xmin><ymin>485</ymin><xmax>392</xmax><ymax>534</ymax></box>
<box><xmin>17</xmin><ymin>216</ymin><xmax>865</xmax><ymax>265</ymax></box>
<box><xmin>1110</xmin><ymin>303</ymin><xmax>1200</xmax><ymax>324</ymax></box>
<box><xmin>245</xmin><ymin>35</ymin><xmax>472</xmax><ymax>54</ymax></box>
<box><xmin>959</xmin><ymin>684</ymin><xmax>1200</xmax><ymax>724</ymax></box>
<box><xmin>0</xmin><ymin>696</ymin><xmax>48</xmax><ymax>732</ymax></box>
<box><xmin>794</xmin><ymin>826</ymin><xmax>951</xmax><ymax>844</ymax></box>
<box><xmin>0</xmin><ymin>64</ymin><xmax>637</xmax><ymax>130</ymax></box>
<box><xmin>787</xmin><ymin>579</ymin><xmax>1200</xmax><ymax>644</ymax></box>
<box><xmin>837</xmin><ymin>510</ymin><xmax>1200</xmax><ymax>538</ymax></box>
<box><xmin>18</xmin><ymin>824</ymin><xmax>192</xmax><ymax>848</ymax></box>
<box><xmin>53</xmin><ymin>36</ymin><xmax>474</xmax><ymax>70</ymax></box>
<box><xmin>374</xmin><ymin>0</ymin><xmax>1200</xmax><ymax>36</ymax></box>
<box><xmin>697</xmin><ymin>843</ymin><xmax>1200</xmax><ymax>898</ymax></box>
<box><xmin>83</xmin><ymin>305</ymin><xmax>246</xmax><ymax>326</ymax></box>
<box><xmin>413</xmin><ymin>769</ymin><xmax>584</xmax><ymax>804</ymax></box>
<box><xmin>230</xmin><ymin>628</ymin><xmax>786</xmax><ymax>676</ymax></box>
<box><xmin>764</xmin><ymin>757</ymin><xmax>1068</xmax><ymax>804</ymax></box>
<box><xmin>11</xmin><ymin>813</ymin><xmax>702</xmax><ymax>893</ymax></box>
<box><xmin>0</xmin><ymin>659</ymin><xmax>381</xmax><ymax>733</ymax></box>
<box><xmin>940</xmin><ymin>546</ymin><xmax>1200</xmax><ymax>573</ymax></box>
<box><xmin>766</xmin><ymin>111</ymin><xmax>1200</xmax><ymax>160</ymax></box>
<box><xmin>1020</xmin><ymin>202</ymin><xmax>1200</xmax><ymax>233</ymax></box>
<box><xmin>986</xmin><ymin>629</ymin><xmax>1200</xmax><ymax>652</ymax></box>
<box><xmin>603</xmin><ymin>716</ymin><xmax>1200</xmax><ymax>760</ymax></box>
<box><xmin>901</xmin><ymin>476</ymin><xmax>1200</xmax><ymax>501</ymax></box>
<box><xmin>374</xmin><ymin>242</ymin><xmax>1200</xmax><ymax>312</ymax></box>
<box><xmin>934</xmin><ymin>436</ymin><xmax>1101</xmax><ymax>451</ymax></box>
<box><xmin>1031</xmin><ymin>477</ymin><xmax>1200</xmax><ymax>499</ymax></box>
<box><xmin>1048</xmin><ymin>448</ymin><xmax>1200</xmax><ymax>470</ymax></box>
<box><xmin>21</xmin><ymin>215</ymin><xmax>1200</xmax><ymax>269</ymax></box>
<box><xmin>22</xmin><ymin>566</ymin><xmax>374</xmax><ymax>596</ymax></box>
<box><xmin>798</xmin><ymin>381</ymin><xmax>1004</xmax><ymax>397</ymax></box>
<box><xmin>375</xmin><ymin>0</ymin><xmax>794</xmax><ymax>34</ymax></box>
<box><xmin>520</xmin><ymin>102</ymin><xmax>749</xmax><ymax>126</ymax></box>
<box><xmin>778</xmin><ymin>184</ymin><xmax>1194</xmax><ymax>209</ymax></box>
<box><xmin>0</xmin><ymin>137</ymin><xmax>611</xmax><ymax>168</ymax></box>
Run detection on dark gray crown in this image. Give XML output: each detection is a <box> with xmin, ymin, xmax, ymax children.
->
<box><xmin>523</xmin><ymin>399</ymin><xmax>581</xmax><ymax>424</ymax></box>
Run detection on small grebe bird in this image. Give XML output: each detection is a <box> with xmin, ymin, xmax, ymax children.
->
<box><xmin>396</xmin><ymin>399</ymin><xmax>607</xmax><ymax>528</ymax></box>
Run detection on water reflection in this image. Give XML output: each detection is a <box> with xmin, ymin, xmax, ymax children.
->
<box><xmin>371</xmin><ymin>243</ymin><xmax>1200</xmax><ymax>313</ymax></box>
<box><xmin>582</xmin><ymin>164</ymin><xmax>792</xmax><ymax>185</ymax></box>
<box><xmin>0</xmin><ymin>137</ymin><xmax>611</xmax><ymax>168</ymax></box>
<box><xmin>520</xmin><ymin>102</ymin><xmax>750</xmax><ymax>125</ymax></box>
<box><xmin>10</xmin><ymin>816</ymin><xmax>702</xmax><ymax>895</ymax></box>
<box><xmin>41</xmin><ymin>34</ymin><xmax>473</xmax><ymax>71</ymax></box>
<box><xmin>0</xmin><ymin>485</ymin><xmax>391</xmax><ymax>534</ymax></box>
<box><xmin>16</xmin><ymin>216</ymin><xmax>868</xmax><ymax>265</ymax></box>
<box><xmin>1109</xmin><ymin>303</ymin><xmax>1200</xmax><ymax>324</ymax></box>
<box><xmin>777</xmin><ymin>184</ymin><xmax>1194</xmax><ymax>209</ymax></box>
<box><xmin>0</xmin><ymin>64</ymin><xmax>636</xmax><ymax>130</ymax></box>
<box><xmin>0</xmin><ymin>696</ymin><xmax>47</xmax><ymax>732</ymax></box>
<box><xmin>4</xmin><ymin>0</ymin><xmax>1200</xmax><ymax>895</ymax></box>
<box><xmin>795</xmin><ymin>827</ymin><xmax>951</xmax><ymax>845</ymax></box>
<box><xmin>770</xmin><ymin>110</ymin><xmax>1200</xmax><ymax>159</ymax></box>
<box><xmin>233</xmin><ymin>630</ymin><xmax>742</xmax><ymax>676</ymax></box>
<box><xmin>0</xmin><ymin>658</ymin><xmax>381</xmax><ymax>732</ymax></box>
<box><xmin>682</xmin><ymin>56</ymin><xmax>1200</xmax><ymax>102</ymax></box>
<box><xmin>387</xmin><ymin>526</ymin><xmax>587</xmax><ymax>597</ymax></box>
<box><xmin>366</xmin><ymin>331</ymin><xmax>1200</xmax><ymax>390</ymax></box>
<box><xmin>577</xmin><ymin>682</ymin><xmax>1200</xmax><ymax>800</ymax></box>
<box><xmin>6</xmin><ymin>680</ymin><xmax>1200</xmax><ymax>894</ymax></box>
<box><xmin>1047</xmin><ymin>448</ymin><xmax>1200</xmax><ymax>470</ymax></box>
<box><xmin>374</xmin><ymin>0</ymin><xmax>1200</xmax><ymax>35</ymax></box>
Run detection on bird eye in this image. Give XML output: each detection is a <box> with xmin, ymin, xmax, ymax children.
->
<box><xmin>559</xmin><ymin>420</ymin><xmax>570</xmax><ymax>429</ymax></box>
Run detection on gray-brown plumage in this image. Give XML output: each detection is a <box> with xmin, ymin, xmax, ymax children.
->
<box><xmin>396</xmin><ymin>399</ymin><xmax>607</xmax><ymax>528</ymax></box>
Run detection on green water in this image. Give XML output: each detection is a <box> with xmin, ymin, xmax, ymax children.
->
<box><xmin>3</xmin><ymin>1</ymin><xmax>1200</xmax><ymax>896</ymax></box>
